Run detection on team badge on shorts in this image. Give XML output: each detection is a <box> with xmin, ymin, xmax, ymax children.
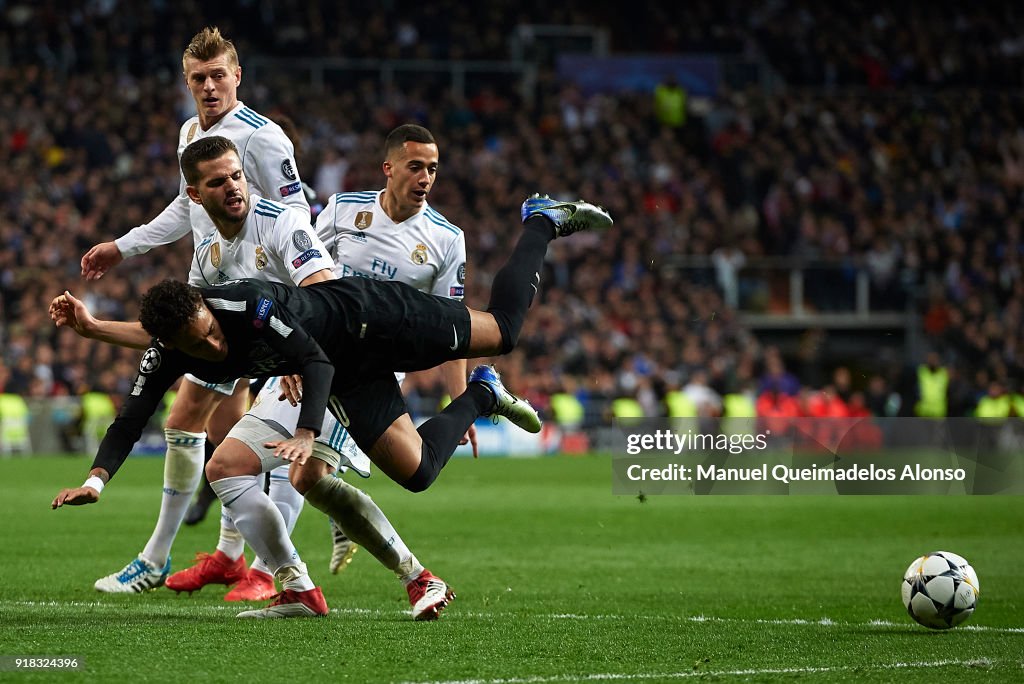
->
<box><xmin>139</xmin><ymin>348</ymin><xmax>162</xmax><ymax>374</ymax></box>
<box><xmin>255</xmin><ymin>245</ymin><xmax>268</xmax><ymax>271</ymax></box>
<box><xmin>355</xmin><ymin>211</ymin><xmax>373</xmax><ymax>229</ymax></box>
<box><xmin>211</xmin><ymin>242</ymin><xmax>221</xmax><ymax>268</ymax></box>
<box><xmin>292</xmin><ymin>230</ymin><xmax>313</xmax><ymax>251</ymax></box>
<box><xmin>411</xmin><ymin>243</ymin><xmax>428</xmax><ymax>265</ymax></box>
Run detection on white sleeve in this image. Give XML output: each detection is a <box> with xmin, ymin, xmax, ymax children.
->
<box><xmin>244</xmin><ymin>125</ymin><xmax>311</xmax><ymax>213</ymax></box>
<box><xmin>431</xmin><ymin>231</ymin><xmax>467</xmax><ymax>300</ymax></box>
<box><xmin>270</xmin><ymin>210</ymin><xmax>335</xmax><ymax>285</ymax></box>
<box><xmin>114</xmin><ymin>191</ymin><xmax>193</xmax><ymax>258</ymax></box>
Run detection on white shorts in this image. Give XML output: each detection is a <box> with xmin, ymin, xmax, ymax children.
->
<box><xmin>226</xmin><ymin>414</ymin><xmax>371</xmax><ymax>477</ymax></box>
<box><xmin>184</xmin><ymin>373</ymin><xmax>238</xmax><ymax>396</ymax></box>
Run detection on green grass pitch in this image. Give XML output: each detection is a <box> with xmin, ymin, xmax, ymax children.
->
<box><xmin>1</xmin><ymin>454</ymin><xmax>1022</xmax><ymax>682</ymax></box>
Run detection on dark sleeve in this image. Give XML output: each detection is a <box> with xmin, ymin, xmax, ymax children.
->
<box><xmin>91</xmin><ymin>344</ymin><xmax>181</xmax><ymax>480</ymax></box>
<box><xmin>257</xmin><ymin>308</ymin><xmax>334</xmax><ymax>437</ymax></box>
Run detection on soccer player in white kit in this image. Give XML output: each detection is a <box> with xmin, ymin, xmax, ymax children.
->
<box><xmin>168</xmin><ymin>125</ymin><xmax>469</xmax><ymax>619</ymax></box>
<box><xmin>78</xmin><ymin>27</ymin><xmax>318</xmax><ymax>593</ymax></box>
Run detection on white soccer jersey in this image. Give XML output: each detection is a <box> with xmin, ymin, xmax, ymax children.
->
<box><xmin>116</xmin><ymin>101</ymin><xmax>309</xmax><ymax>259</ymax></box>
<box><xmin>248</xmin><ymin>189</ymin><xmax>468</xmax><ymax>470</ymax></box>
<box><xmin>317</xmin><ymin>190</ymin><xmax>467</xmax><ymax>300</ymax></box>
<box><xmin>188</xmin><ymin>195</ymin><xmax>333</xmax><ymax>287</ymax></box>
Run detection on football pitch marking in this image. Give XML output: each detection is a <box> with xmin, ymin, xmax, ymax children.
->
<box><xmin>6</xmin><ymin>601</ymin><xmax>1024</xmax><ymax>634</ymax></box>
<box><xmin>402</xmin><ymin>659</ymin><xmax>997</xmax><ymax>684</ymax></box>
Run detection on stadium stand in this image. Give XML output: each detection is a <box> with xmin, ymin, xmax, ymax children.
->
<box><xmin>4</xmin><ymin>2</ymin><xmax>1024</xmax><ymax>451</ymax></box>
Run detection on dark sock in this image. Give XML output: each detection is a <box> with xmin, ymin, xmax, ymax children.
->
<box><xmin>401</xmin><ymin>385</ymin><xmax>493</xmax><ymax>492</ymax></box>
<box><xmin>196</xmin><ymin>440</ymin><xmax>217</xmax><ymax>504</ymax></box>
<box><xmin>486</xmin><ymin>216</ymin><xmax>553</xmax><ymax>353</ymax></box>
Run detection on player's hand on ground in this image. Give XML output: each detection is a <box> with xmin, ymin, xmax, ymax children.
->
<box><xmin>50</xmin><ymin>291</ymin><xmax>97</xmax><ymax>337</ymax></box>
<box><xmin>51</xmin><ymin>486</ymin><xmax>101</xmax><ymax>509</ymax></box>
<box><xmin>266</xmin><ymin>428</ymin><xmax>314</xmax><ymax>465</ymax></box>
<box><xmin>81</xmin><ymin>241</ymin><xmax>124</xmax><ymax>280</ymax></box>
<box><xmin>278</xmin><ymin>374</ymin><xmax>303</xmax><ymax>405</ymax></box>
<box><xmin>462</xmin><ymin>423</ymin><xmax>479</xmax><ymax>458</ymax></box>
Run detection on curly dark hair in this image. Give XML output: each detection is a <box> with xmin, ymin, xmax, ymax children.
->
<box><xmin>139</xmin><ymin>279</ymin><xmax>204</xmax><ymax>341</ymax></box>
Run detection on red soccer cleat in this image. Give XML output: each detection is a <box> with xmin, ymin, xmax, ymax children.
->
<box><xmin>224</xmin><ymin>568</ymin><xmax>276</xmax><ymax>602</ymax></box>
<box><xmin>165</xmin><ymin>550</ymin><xmax>246</xmax><ymax>595</ymax></box>
<box><xmin>406</xmin><ymin>569</ymin><xmax>455</xmax><ymax>621</ymax></box>
<box><xmin>235</xmin><ymin>587</ymin><xmax>329</xmax><ymax>618</ymax></box>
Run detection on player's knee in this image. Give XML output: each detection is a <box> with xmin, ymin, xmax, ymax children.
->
<box><xmin>205</xmin><ymin>457</ymin><xmax>227</xmax><ymax>483</ymax></box>
<box><xmin>400</xmin><ymin>444</ymin><xmax>442</xmax><ymax>492</ymax></box>
<box><xmin>486</xmin><ymin>308</ymin><xmax>520</xmax><ymax>355</ymax></box>
<box><xmin>289</xmin><ymin>460</ymin><xmax>330</xmax><ymax>495</ymax></box>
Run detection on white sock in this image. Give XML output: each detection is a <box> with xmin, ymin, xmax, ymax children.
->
<box><xmin>305</xmin><ymin>475</ymin><xmax>422</xmax><ymax>582</ymax></box>
<box><xmin>276</xmin><ymin>562</ymin><xmax>315</xmax><ymax>592</ymax></box>
<box><xmin>251</xmin><ymin>466</ymin><xmax>305</xmax><ymax>575</ymax></box>
<box><xmin>216</xmin><ymin>510</ymin><xmax>245</xmax><ymax>561</ymax></box>
<box><xmin>141</xmin><ymin>429</ymin><xmax>205</xmax><ymax>566</ymax></box>
<box><xmin>210</xmin><ymin>475</ymin><xmax>303</xmax><ymax>576</ymax></box>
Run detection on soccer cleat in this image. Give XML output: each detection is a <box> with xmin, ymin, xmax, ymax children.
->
<box><xmin>94</xmin><ymin>554</ymin><xmax>171</xmax><ymax>593</ymax></box>
<box><xmin>165</xmin><ymin>550</ymin><xmax>247</xmax><ymax>595</ymax></box>
<box><xmin>224</xmin><ymin>568</ymin><xmax>276</xmax><ymax>602</ymax></box>
<box><xmin>235</xmin><ymin>587</ymin><xmax>328</xmax><ymax>618</ymax></box>
<box><xmin>469</xmin><ymin>365</ymin><xmax>542</xmax><ymax>433</ymax></box>
<box><xmin>329</xmin><ymin>519</ymin><xmax>359</xmax><ymax>574</ymax></box>
<box><xmin>520</xmin><ymin>193</ymin><xmax>613</xmax><ymax>237</ymax></box>
<box><xmin>406</xmin><ymin>569</ymin><xmax>455</xmax><ymax>621</ymax></box>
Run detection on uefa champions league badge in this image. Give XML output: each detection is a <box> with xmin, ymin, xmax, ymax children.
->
<box><xmin>139</xmin><ymin>348</ymin><xmax>162</xmax><ymax>374</ymax></box>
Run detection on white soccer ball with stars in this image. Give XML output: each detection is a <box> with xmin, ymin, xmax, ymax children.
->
<box><xmin>901</xmin><ymin>551</ymin><xmax>979</xmax><ymax>629</ymax></box>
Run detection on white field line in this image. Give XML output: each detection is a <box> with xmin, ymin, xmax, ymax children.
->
<box><xmin>4</xmin><ymin>601</ymin><xmax>1024</xmax><ymax>634</ymax></box>
<box><xmin>400</xmin><ymin>660</ymin><xmax>997</xmax><ymax>684</ymax></box>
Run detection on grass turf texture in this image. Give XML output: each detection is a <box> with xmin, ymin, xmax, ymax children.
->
<box><xmin>1</xmin><ymin>454</ymin><xmax>1022</xmax><ymax>683</ymax></box>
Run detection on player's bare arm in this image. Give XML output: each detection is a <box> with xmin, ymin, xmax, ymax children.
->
<box><xmin>50</xmin><ymin>291</ymin><xmax>151</xmax><ymax>350</ymax></box>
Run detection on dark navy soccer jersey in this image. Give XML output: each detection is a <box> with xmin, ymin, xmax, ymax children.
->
<box><xmin>92</xmin><ymin>277</ymin><xmax>472</xmax><ymax>479</ymax></box>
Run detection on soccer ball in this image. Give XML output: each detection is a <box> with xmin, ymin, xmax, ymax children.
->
<box><xmin>901</xmin><ymin>551</ymin><xmax>979</xmax><ymax>629</ymax></box>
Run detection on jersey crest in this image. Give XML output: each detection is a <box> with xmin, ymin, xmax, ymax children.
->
<box><xmin>255</xmin><ymin>245</ymin><xmax>268</xmax><ymax>271</ymax></box>
<box><xmin>355</xmin><ymin>211</ymin><xmax>373</xmax><ymax>229</ymax></box>
<box><xmin>210</xmin><ymin>242</ymin><xmax>221</xmax><ymax>268</ymax></box>
<box><xmin>187</xmin><ymin>122</ymin><xmax>199</xmax><ymax>143</ymax></box>
<box><xmin>411</xmin><ymin>243</ymin><xmax>428</xmax><ymax>265</ymax></box>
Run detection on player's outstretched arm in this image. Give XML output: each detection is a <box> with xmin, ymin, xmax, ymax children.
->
<box><xmin>52</xmin><ymin>468</ymin><xmax>109</xmax><ymax>509</ymax></box>
<box><xmin>50</xmin><ymin>291</ymin><xmax>151</xmax><ymax>350</ymax></box>
<box><xmin>80</xmin><ymin>241</ymin><xmax>124</xmax><ymax>280</ymax></box>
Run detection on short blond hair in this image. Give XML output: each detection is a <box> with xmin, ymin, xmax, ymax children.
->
<box><xmin>182</xmin><ymin>26</ymin><xmax>239</xmax><ymax>72</ymax></box>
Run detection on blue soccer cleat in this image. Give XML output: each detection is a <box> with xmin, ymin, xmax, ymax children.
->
<box><xmin>520</xmin><ymin>193</ymin><xmax>613</xmax><ymax>237</ymax></box>
<box><xmin>94</xmin><ymin>554</ymin><xmax>171</xmax><ymax>593</ymax></box>
<box><xmin>469</xmin><ymin>365</ymin><xmax>542</xmax><ymax>433</ymax></box>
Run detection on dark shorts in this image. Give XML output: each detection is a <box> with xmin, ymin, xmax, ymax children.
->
<box><xmin>327</xmin><ymin>280</ymin><xmax>472</xmax><ymax>450</ymax></box>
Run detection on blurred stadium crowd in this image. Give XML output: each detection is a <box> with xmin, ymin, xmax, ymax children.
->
<box><xmin>3</xmin><ymin>1</ymin><xmax>1024</xmax><ymax>440</ymax></box>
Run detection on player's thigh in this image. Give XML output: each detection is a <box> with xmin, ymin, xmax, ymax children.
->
<box><xmin>213</xmin><ymin>414</ymin><xmax>293</xmax><ymax>478</ymax></box>
<box><xmin>330</xmin><ymin>374</ymin><xmax>417</xmax><ymax>481</ymax></box>
<box><xmin>206</xmin><ymin>380</ymin><xmax>250</xmax><ymax>444</ymax></box>
<box><xmin>166</xmin><ymin>377</ymin><xmax>233</xmax><ymax>431</ymax></box>
<box><xmin>207</xmin><ymin>436</ymin><xmax>264</xmax><ymax>481</ymax></box>
<box><xmin>367</xmin><ymin>413</ymin><xmax>423</xmax><ymax>483</ymax></box>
